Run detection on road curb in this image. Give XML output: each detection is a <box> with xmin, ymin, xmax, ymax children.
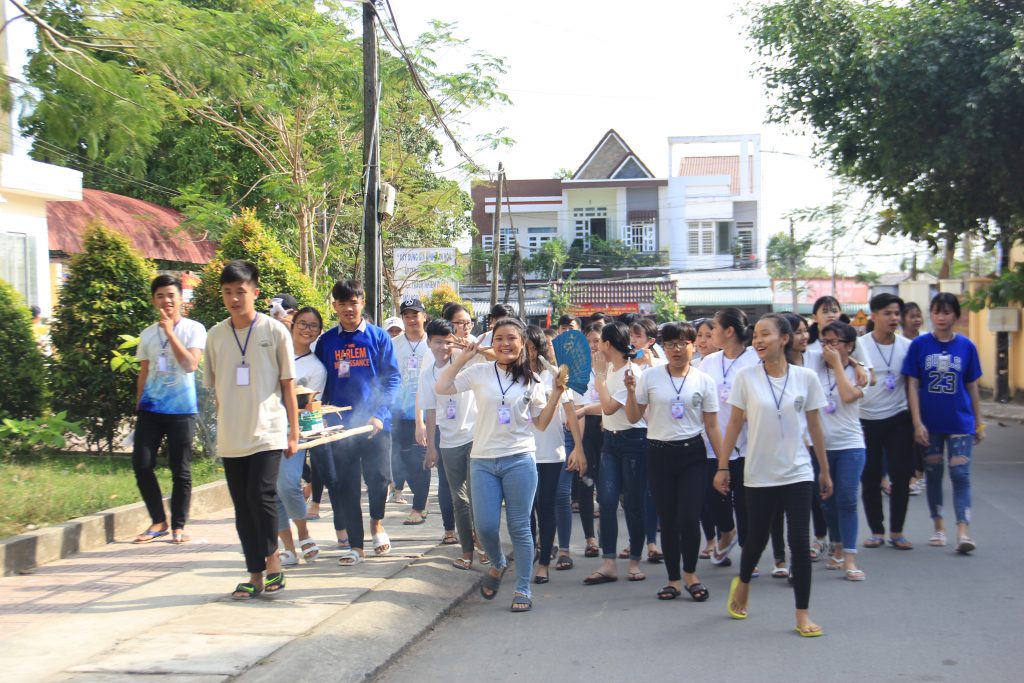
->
<box><xmin>0</xmin><ymin>479</ymin><xmax>231</xmax><ymax>577</ymax></box>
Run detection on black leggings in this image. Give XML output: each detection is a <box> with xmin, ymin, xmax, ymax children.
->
<box><xmin>740</xmin><ymin>482</ymin><xmax>814</xmax><ymax>610</ymax></box>
<box><xmin>647</xmin><ymin>437</ymin><xmax>706</xmax><ymax>580</ymax></box>
<box><xmin>729</xmin><ymin>458</ymin><xmax>748</xmax><ymax>545</ymax></box>
<box><xmin>701</xmin><ymin>457</ymin><xmax>735</xmax><ymax>541</ymax></box>
<box><xmin>533</xmin><ymin>462</ymin><xmax>562</xmax><ymax>566</ymax></box>
<box><xmin>810</xmin><ymin>448</ymin><xmax>827</xmax><ymax>538</ymax></box>
<box><xmin>861</xmin><ymin>412</ymin><xmax>915</xmax><ymax>535</ymax></box>
<box><xmin>574</xmin><ymin>415</ymin><xmax>602</xmax><ymax>540</ymax></box>
<box><xmin>223</xmin><ymin>450</ymin><xmax>282</xmax><ymax>574</ymax></box>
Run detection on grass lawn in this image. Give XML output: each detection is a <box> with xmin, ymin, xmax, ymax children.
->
<box><xmin>0</xmin><ymin>454</ymin><xmax>223</xmax><ymax>539</ymax></box>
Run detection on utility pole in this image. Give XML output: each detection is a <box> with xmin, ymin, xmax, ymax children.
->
<box><xmin>789</xmin><ymin>218</ymin><xmax>798</xmax><ymax>312</ymax></box>
<box><xmin>362</xmin><ymin>3</ymin><xmax>382</xmax><ymax>324</ymax></box>
<box><xmin>489</xmin><ymin>163</ymin><xmax>505</xmax><ymax>309</ymax></box>
<box><xmin>516</xmin><ymin>243</ymin><xmax>527</xmax><ymax>323</ymax></box>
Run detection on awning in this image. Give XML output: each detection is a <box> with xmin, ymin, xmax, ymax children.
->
<box><xmin>678</xmin><ymin>287</ymin><xmax>774</xmax><ymax>307</ymax></box>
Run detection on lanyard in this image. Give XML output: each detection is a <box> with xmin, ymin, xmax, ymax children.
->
<box><xmin>295</xmin><ymin>351</ymin><xmax>312</xmax><ymax>361</ymax></box>
<box><xmin>666</xmin><ymin>364</ymin><xmax>690</xmax><ymax>400</ymax></box>
<box><xmin>157</xmin><ymin>321</ymin><xmax>180</xmax><ymax>352</ymax></box>
<box><xmin>763</xmin><ymin>364</ymin><xmax>790</xmax><ymax>417</ymax></box>
<box><xmin>722</xmin><ymin>350</ymin><xmax>740</xmax><ymax>381</ymax></box>
<box><xmin>406</xmin><ymin>334</ymin><xmax>423</xmax><ymax>356</ymax></box>
<box><xmin>825</xmin><ymin>365</ymin><xmax>838</xmax><ymax>395</ymax></box>
<box><xmin>871</xmin><ymin>335</ymin><xmax>895</xmax><ymax>371</ymax></box>
<box><xmin>232</xmin><ymin>314</ymin><xmax>258</xmax><ymax>365</ymax></box>
<box><xmin>494</xmin><ymin>363</ymin><xmax>514</xmax><ymax>405</ymax></box>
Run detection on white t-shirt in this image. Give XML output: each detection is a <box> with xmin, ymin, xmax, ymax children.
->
<box><xmin>635</xmin><ymin>364</ymin><xmax>718</xmax><ymax>442</ymax></box>
<box><xmin>392</xmin><ymin>333</ymin><xmax>431</xmax><ymax>420</ymax></box>
<box><xmin>727</xmin><ymin>364</ymin><xmax>827</xmax><ymax>487</ymax></box>
<box><xmin>606</xmin><ymin>362</ymin><xmax>647</xmax><ymax>432</ymax></box>
<box><xmin>453</xmin><ymin>361</ymin><xmax>546</xmax><ymax>459</ymax></box>
<box><xmin>294</xmin><ymin>351</ymin><xmax>327</xmax><ymax>396</ymax></box>
<box><xmin>813</xmin><ymin>358</ymin><xmax>866</xmax><ymax>451</ymax></box>
<box><xmin>808</xmin><ymin>339</ymin><xmax>873</xmax><ymax>370</ymax></box>
<box><xmin>137</xmin><ymin>317</ymin><xmax>207</xmax><ymax>415</ymax></box>
<box><xmin>700</xmin><ymin>348</ymin><xmax>759</xmax><ymax>460</ymax></box>
<box><xmin>859</xmin><ymin>333</ymin><xmax>910</xmax><ymax>420</ymax></box>
<box><xmin>420</xmin><ymin>359</ymin><xmax>476</xmax><ymax>448</ymax></box>
<box><xmin>532</xmin><ymin>369</ymin><xmax>570</xmax><ymax>463</ymax></box>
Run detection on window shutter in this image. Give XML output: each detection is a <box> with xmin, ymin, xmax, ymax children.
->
<box><xmin>716</xmin><ymin>221</ymin><xmax>731</xmax><ymax>254</ymax></box>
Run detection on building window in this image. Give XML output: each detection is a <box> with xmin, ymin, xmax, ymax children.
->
<box><xmin>0</xmin><ymin>232</ymin><xmax>38</xmax><ymax>308</ymax></box>
<box><xmin>481</xmin><ymin>228</ymin><xmax>515</xmax><ymax>254</ymax></box>
<box><xmin>527</xmin><ymin>227</ymin><xmax>557</xmax><ymax>254</ymax></box>
<box><xmin>621</xmin><ymin>220</ymin><xmax>656</xmax><ymax>252</ymax></box>
<box><xmin>573</xmin><ymin>207</ymin><xmax>608</xmax><ymax>250</ymax></box>
<box><xmin>735</xmin><ymin>221</ymin><xmax>755</xmax><ymax>259</ymax></box>
<box><xmin>687</xmin><ymin>220</ymin><xmax>734</xmax><ymax>256</ymax></box>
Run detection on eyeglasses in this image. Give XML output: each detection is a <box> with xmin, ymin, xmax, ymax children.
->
<box><xmin>295</xmin><ymin>321</ymin><xmax>321</xmax><ymax>331</ymax></box>
<box><xmin>820</xmin><ymin>338</ymin><xmax>847</xmax><ymax>347</ymax></box>
<box><xmin>451</xmin><ymin>320</ymin><xmax>473</xmax><ymax>327</ymax></box>
<box><xmin>663</xmin><ymin>341</ymin><xmax>689</xmax><ymax>351</ymax></box>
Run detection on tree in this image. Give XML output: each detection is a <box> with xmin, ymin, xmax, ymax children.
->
<box><xmin>523</xmin><ymin>238</ymin><xmax>569</xmax><ymax>281</ymax></box>
<box><xmin>423</xmin><ymin>284</ymin><xmax>474</xmax><ymax>320</ymax></box>
<box><xmin>0</xmin><ymin>278</ymin><xmax>46</xmax><ymax>420</ymax></box>
<box><xmin>749</xmin><ymin>0</ymin><xmax>1024</xmax><ymax>257</ymax></box>
<box><xmin>17</xmin><ymin>1</ymin><xmax>510</xmax><ymax>285</ymax></box>
<box><xmin>766</xmin><ymin>231</ymin><xmax>813</xmax><ymax>281</ymax></box>
<box><xmin>651</xmin><ymin>289</ymin><xmax>684</xmax><ymax>324</ymax></box>
<box><xmin>189</xmin><ymin>210</ymin><xmax>321</xmax><ymax>330</ymax></box>
<box><xmin>49</xmin><ymin>223</ymin><xmax>155</xmax><ymax>451</ymax></box>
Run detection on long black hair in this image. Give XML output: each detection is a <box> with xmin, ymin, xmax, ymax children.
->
<box><xmin>525</xmin><ymin>324</ymin><xmax>554</xmax><ymax>372</ymax></box>
<box><xmin>601</xmin><ymin>321</ymin><xmax>637</xmax><ymax>362</ymax></box>
<box><xmin>808</xmin><ymin>295</ymin><xmax>842</xmax><ymax>344</ymax></box>
<box><xmin>715</xmin><ymin>307</ymin><xmax>753</xmax><ymax>346</ymax></box>
<box><xmin>758</xmin><ymin>313</ymin><xmax>798</xmax><ymax>365</ymax></box>
<box><xmin>492</xmin><ymin>318</ymin><xmax>537</xmax><ymax>386</ymax></box>
<box><xmin>821</xmin><ymin>320</ymin><xmax>858</xmax><ymax>352</ymax></box>
<box><xmin>293</xmin><ymin>306</ymin><xmax>324</xmax><ymax>332</ymax></box>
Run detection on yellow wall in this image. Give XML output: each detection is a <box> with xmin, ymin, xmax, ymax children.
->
<box><xmin>968</xmin><ymin>247</ymin><xmax>1024</xmax><ymax>396</ymax></box>
<box><xmin>566</xmin><ymin>188</ymin><xmax>618</xmax><ymax>214</ymax></box>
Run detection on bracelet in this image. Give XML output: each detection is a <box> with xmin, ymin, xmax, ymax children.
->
<box><xmin>717</xmin><ymin>468</ymin><xmax>730</xmax><ymax>472</ymax></box>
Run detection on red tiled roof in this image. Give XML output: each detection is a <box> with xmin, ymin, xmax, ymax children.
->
<box><xmin>47</xmin><ymin>189</ymin><xmax>217</xmax><ymax>264</ymax></box>
<box><xmin>677</xmin><ymin>155</ymin><xmax>754</xmax><ymax>195</ymax></box>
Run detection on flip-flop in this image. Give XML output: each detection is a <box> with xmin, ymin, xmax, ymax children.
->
<box><xmin>618</xmin><ymin>547</ymin><xmax>630</xmax><ymax>559</ymax></box>
<box><xmin>727</xmin><ymin>576</ymin><xmax>748</xmax><ymax>620</ymax></box>
<box><xmin>888</xmin><ymin>536</ymin><xmax>913</xmax><ymax>550</ymax></box>
<box><xmin>452</xmin><ymin>557</ymin><xmax>472</xmax><ymax>570</ymax></box>
<box><xmin>685</xmin><ymin>582</ymin><xmax>709</xmax><ymax>602</ymax></box>
<box><xmin>845</xmin><ymin>568</ymin><xmax>866</xmax><ymax>581</ymax></box>
<box><xmin>373</xmin><ymin>531</ymin><xmax>391</xmax><ymax>555</ymax></box>
<box><xmin>647</xmin><ymin>550</ymin><xmax>664</xmax><ymax>564</ymax></box>
<box><xmin>533</xmin><ymin>574</ymin><xmax>550</xmax><ymax>584</ymax></box>
<box><xmin>170</xmin><ymin>530</ymin><xmax>190</xmax><ymax>545</ymax></box>
<box><xmin>583</xmin><ymin>571</ymin><xmax>618</xmax><ymax>585</ymax></box>
<box><xmin>133</xmin><ymin>529</ymin><xmax>169</xmax><ymax>544</ymax></box>
<box><xmin>863</xmin><ymin>536</ymin><xmax>885</xmax><ymax>548</ymax></box>
<box><xmin>657</xmin><ymin>586</ymin><xmax>681</xmax><ymax>600</ymax></box>
<box><xmin>795</xmin><ymin>625</ymin><xmax>824</xmax><ymax>637</ymax></box>
<box><xmin>627</xmin><ymin>571</ymin><xmax>646</xmax><ymax>582</ymax></box>
<box><xmin>584</xmin><ymin>545</ymin><xmax>599</xmax><ymax>558</ymax></box>
<box><xmin>403</xmin><ymin>513</ymin><xmax>426</xmax><ymax>526</ymax></box>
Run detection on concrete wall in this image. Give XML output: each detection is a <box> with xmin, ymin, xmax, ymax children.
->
<box><xmin>0</xmin><ymin>192</ymin><xmax>53</xmax><ymax>315</ymax></box>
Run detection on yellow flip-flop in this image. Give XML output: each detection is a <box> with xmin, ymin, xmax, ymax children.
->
<box><xmin>727</xmin><ymin>576</ymin><xmax>748</xmax><ymax>620</ymax></box>
<box><xmin>795</xmin><ymin>625</ymin><xmax>824</xmax><ymax>638</ymax></box>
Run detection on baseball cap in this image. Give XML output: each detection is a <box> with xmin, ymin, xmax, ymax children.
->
<box><xmin>399</xmin><ymin>297</ymin><xmax>425</xmax><ymax>314</ymax></box>
<box><xmin>272</xmin><ymin>293</ymin><xmax>299</xmax><ymax>311</ymax></box>
<box><xmin>383</xmin><ymin>316</ymin><xmax>404</xmax><ymax>331</ymax></box>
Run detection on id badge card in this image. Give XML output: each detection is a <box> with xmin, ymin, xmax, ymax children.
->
<box><xmin>884</xmin><ymin>373</ymin><xmax>897</xmax><ymax>391</ymax></box>
<box><xmin>824</xmin><ymin>397</ymin><xmax>837</xmax><ymax>414</ymax></box>
<box><xmin>497</xmin><ymin>405</ymin><xmax>512</xmax><ymax>425</ymax></box>
<box><xmin>589</xmin><ymin>388</ymin><xmax>600</xmax><ymax>402</ymax></box>
<box><xmin>157</xmin><ymin>354</ymin><xmax>169</xmax><ymax>373</ymax></box>
<box><xmin>719</xmin><ymin>385</ymin><xmax>730</xmax><ymax>403</ymax></box>
<box><xmin>407</xmin><ymin>354</ymin><xmax>420</xmax><ymax>370</ymax></box>
<box><xmin>670</xmin><ymin>401</ymin><xmax>686</xmax><ymax>420</ymax></box>
<box><xmin>337</xmin><ymin>360</ymin><xmax>350</xmax><ymax>378</ymax></box>
<box><xmin>445</xmin><ymin>401</ymin><xmax>457</xmax><ymax>420</ymax></box>
<box><xmin>236</xmin><ymin>364</ymin><xmax>250</xmax><ymax>386</ymax></box>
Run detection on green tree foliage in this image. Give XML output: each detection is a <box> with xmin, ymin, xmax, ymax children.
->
<box><xmin>651</xmin><ymin>289</ymin><xmax>684</xmax><ymax>324</ymax></box>
<box><xmin>749</xmin><ymin>0</ymin><xmax>1024</xmax><ymax>253</ymax></box>
<box><xmin>766</xmin><ymin>231</ymin><xmax>814</xmax><ymax>281</ymax></box>
<box><xmin>0</xmin><ymin>278</ymin><xmax>46</xmax><ymax>420</ymax></box>
<box><xmin>423</xmin><ymin>284</ymin><xmax>474</xmax><ymax>320</ymax></box>
<box><xmin>523</xmin><ymin>238</ymin><xmax>569</xmax><ymax>281</ymax></box>
<box><xmin>189</xmin><ymin>210</ymin><xmax>322</xmax><ymax>330</ymax></box>
<box><xmin>20</xmin><ymin>1</ymin><xmax>510</xmax><ymax>286</ymax></box>
<box><xmin>49</xmin><ymin>223</ymin><xmax>155</xmax><ymax>452</ymax></box>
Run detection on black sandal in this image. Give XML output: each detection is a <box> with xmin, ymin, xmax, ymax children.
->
<box><xmin>510</xmin><ymin>592</ymin><xmax>533</xmax><ymax>612</ymax></box>
<box><xmin>264</xmin><ymin>572</ymin><xmax>285</xmax><ymax>594</ymax></box>
<box><xmin>555</xmin><ymin>555</ymin><xmax>574</xmax><ymax>570</ymax></box>
<box><xmin>685</xmin><ymin>582</ymin><xmax>709</xmax><ymax>602</ymax></box>
<box><xmin>480</xmin><ymin>567</ymin><xmax>506</xmax><ymax>600</ymax></box>
<box><xmin>231</xmin><ymin>582</ymin><xmax>262</xmax><ymax>601</ymax></box>
<box><xmin>657</xmin><ymin>586</ymin><xmax>681</xmax><ymax>600</ymax></box>
<box><xmin>584</xmin><ymin>545</ymin><xmax>600</xmax><ymax>558</ymax></box>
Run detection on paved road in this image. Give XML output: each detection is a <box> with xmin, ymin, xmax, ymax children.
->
<box><xmin>376</xmin><ymin>423</ymin><xmax>1024</xmax><ymax>683</ymax></box>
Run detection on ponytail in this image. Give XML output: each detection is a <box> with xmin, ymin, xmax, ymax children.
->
<box><xmin>759</xmin><ymin>313</ymin><xmax>798</xmax><ymax>365</ymax></box>
<box><xmin>601</xmin><ymin>321</ymin><xmax>637</xmax><ymax>362</ymax></box>
<box><xmin>715</xmin><ymin>307</ymin><xmax>752</xmax><ymax>346</ymax></box>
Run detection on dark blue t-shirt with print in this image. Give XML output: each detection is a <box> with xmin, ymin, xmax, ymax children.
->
<box><xmin>901</xmin><ymin>333</ymin><xmax>982</xmax><ymax>435</ymax></box>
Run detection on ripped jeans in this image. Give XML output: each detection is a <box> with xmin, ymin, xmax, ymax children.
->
<box><xmin>924</xmin><ymin>434</ymin><xmax>972</xmax><ymax>525</ymax></box>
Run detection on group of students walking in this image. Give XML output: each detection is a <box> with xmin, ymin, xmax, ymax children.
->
<box><xmin>128</xmin><ymin>260</ymin><xmax>985</xmax><ymax>635</ymax></box>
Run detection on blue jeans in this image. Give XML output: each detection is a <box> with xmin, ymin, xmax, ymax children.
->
<box><xmin>323</xmin><ymin>431</ymin><xmax>391</xmax><ymax>550</ymax></box>
<box><xmin>472</xmin><ymin>453</ymin><xmax>538</xmax><ymax>598</ymax></box>
<box><xmin>924</xmin><ymin>434</ymin><xmax>972</xmax><ymax>525</ymax></box>
<box><xmin>822</xmin><ymin>447</ymin><xmax>866</xmax><ymax>553</ymax></box>
<box><xmin>433</xmin><ymin>429</ymin><xmax>455</xmax><ymax>532</ymax></box>
<box><xmin>598</xmin><ymin>428</ymin><xmax>648</xmax><ymax>560</ymax></box>
<box><xmin>554</xmin><ymin>428</ymin><xmax>577</xmax><ymax>550</ymax></box>
<box><xmin>275</xmin><ymin>448</ymin><xmax>308</xmax><ymax>532</ymax></box>
<box><xmin>392</xmin><ymin>419</ymin><xmax>430</xmax><ymax>511</ymax></box>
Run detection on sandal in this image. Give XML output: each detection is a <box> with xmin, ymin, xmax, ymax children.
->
<box><xmin>279</xmin><ymin>549</ymin><xmax>299</xmax><ymax>567</ymax></box>
<box><xmin>618</xmin><ymin>547</ymin><xmax>631</xmax><ymax>559</ymax></box>
<box><xmin>685</xmin><ymin>582</ymin><xmax>710</xmax><ymax>602</ymax></box>
<box><xmin>452</xmin><ymin>557</ymin><xmax>472</xmax><ymax>570</ymax></box>
<box><xmin>956</xmin><ymin>536</ymin><xmax>976</xmax><ymax>555</ymax></box>
<box><xmin>584</xmin><ymin>544</ymin><xmax>599</xmax><ymax>558</ymax></box>
<box><xmin>555</xmin><ymin>555</ymin><xmax>574</xmax><ymax>571</ymax></box>
<box><xmin>480</xmin><ymin>566</ymin><xmax>507</xmax><ymax>600</ymax></box>
<box><xmin>338</xmin><ymin>549</ymin><xmax>362</xmax><ymax>566</ymax></box>
<box><xmin>533</xmin><ymin>572</ymin><xmax>549</xmax><ymax>585</ymax></box>
<box><xmin>845</xmin><ymin>568</ymin><xmax>866</xmax><ymax>581</ymax></box>
<box><xmin>647</xmin><ymin>549</ymin><xmax>664</xmax><ymax>564</ymax></box>
<box><xmin>441</xmin><ymin>531</ymin><xmax>458</xmax><ymax>545</ymax></box>
<box><xmin>726</xmin><ymin>576</ymin><xmax>747</xmax><ymax>620</ymax></box>
<box><xmin>171</xmin><ymin>530</ymin><xmax>190</xmax><ymax>544</ymax></box>
<box><xmin>264</xmin><ymin>572</ymin><xmax>285</xmax><ymax>594</ymax></box>
<box><xmin>299</xmin><ymin>538</ymin><xmax>320</xmax><ymax>561</ymax></box>
<box><xmin>888</xmin><ymin>536</ymin><xmax>913</xmax><ymax>550</ymax></box>
<box><xmin>825</xmin><ymin>556</ymin><xmax>843</xmax><ymax>570</ymax></box>
<box><xmin>929</xmin><ymin>531</ymin><xmax>947</xmax><ymax>547</ymax></box>
<box><xmin>583</xmin><ymin>571</ymin><xmax>617</xmax><ymax>585</ymax></box>
<box><xmin>403</xmin><ymin>511</ymin><xmax>427</xmax><ymax>526</ymax></box>
<box><xmin>373</xmin><ymin>531</ymin><xmax>391</xmax><ymax>555</ymax></box>
<box><xmin>231</xmin><ymin>582</ymin><xmax>262</xmax><ymax>601</ymax></box>
<box><xmin>510</xmin><ymin>592</ymin><xmax>532</xmax><ymax>613</ymax></box>
<box><xmin>699</xmin><ymin>544</ymin><xmax>713</xmax><ymax>560</ymax></box>
<box><xmin>627</xmin><ymin>571</ymin><xmax>646</xmax><ymax>582</ymax></box>
<box><xmin>771</xmin><ymin>564</ymin><xmax>790</xmax><ymax>579</ymax></box>
<box><xmin>133</xmin><ymin>529</ymin><xmax>168</xmax><ymax>544</ymax></box>
<box><xmin>657</xmin><ymin>585</ymin><xmax>681</xmax><ymax>600</ymax></box>
<box><xmin>810</xmin><ymin>539</ymin><xmax>826</xmax><ymax>562</ymax></box>
<box><xmin>795</xmin><ymin>624</ymin><xmax>824</xmax><ymax>637</ymax></box>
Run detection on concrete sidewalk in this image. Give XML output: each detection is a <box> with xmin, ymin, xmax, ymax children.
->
<box><xmin>0</xmin><ymin>477</ymin><xmax>482</xmax><ymax>683</ymax></box>
<box><xmin>980</xmin><ymin>400</ymin><xmax>1024</xmax><ymax>423</ymax></box>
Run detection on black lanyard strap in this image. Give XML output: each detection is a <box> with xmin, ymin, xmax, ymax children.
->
<box><xmin>763</xmin><ymin>364</ymin><xmax>790</xmax><ymax>417</ymax></box>
<box><xmin>232</xmin><ymin>314</ymin><xmax>258</xmax><ymax>364</ymax></box>
<box><xmin>666</xmin><ymin>364</ymin><xmax>690</xmax><ymax>401</ymax></box>
<box><xmin>494</xmin><ymin>363</ymin><xmax>514</xmax><ymax>405</ymax></box>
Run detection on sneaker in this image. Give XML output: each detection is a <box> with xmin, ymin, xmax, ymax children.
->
<box><xmin>956</xmin><ymin>537</ymin><xmax>976</xmax><ymax>554</ymax></box>
<box><xmin>928</xmin><ymin>530</ymin><xmax>947</xmax><ymax>547</ymax></box>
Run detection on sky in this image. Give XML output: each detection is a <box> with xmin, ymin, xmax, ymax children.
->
<box><xmin>388</xmin><ymin>0</ymin><xmax>922</xmax><ymax>274</ymax></box>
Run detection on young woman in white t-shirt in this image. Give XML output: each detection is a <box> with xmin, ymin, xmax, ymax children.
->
<box><xmin>623</xmin><ymin>322</ymin><xmax>726</xmax><ymax>601</ymax></box>
<box><xmin>813</xmin><ymin>321</ymin><xmax>867</xmax><ymax>580</ymax></box>
<box><xmin>629</xmin><ymin>317</ymin><xmax>665</xmax><ymax>562</ymax></box>
<box><xmin>571</xmin><ymin>321</ymin><xmax>606</xmax><ymax>557</ymax></box>
<box><xmin>585</xmin><ymin>321</ymin><xmax>650</xmax><ymax>585</ymax></box>
<box><xmin>435</xmin><ymin>318</ymin><xmax>575</xmax><ymax>613</ymax></box>
<box><xmin>702</xmin><ymin>308</ymin><xmax>759</xmax><ymax>568</ymax></box>
<box><xmin>715</xmin><ymin>314</ymin><xmax>832</xmax><ymax>637</ymax></box>
<box><xmin>523</xmin><ymin>326</ymin><xmax>585</xmax><ymax>585</ymax></box>
<box><xmin>692</xmin><ymin>317</ymin><xmax>718</xmax><ymax>369</ymax></box>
